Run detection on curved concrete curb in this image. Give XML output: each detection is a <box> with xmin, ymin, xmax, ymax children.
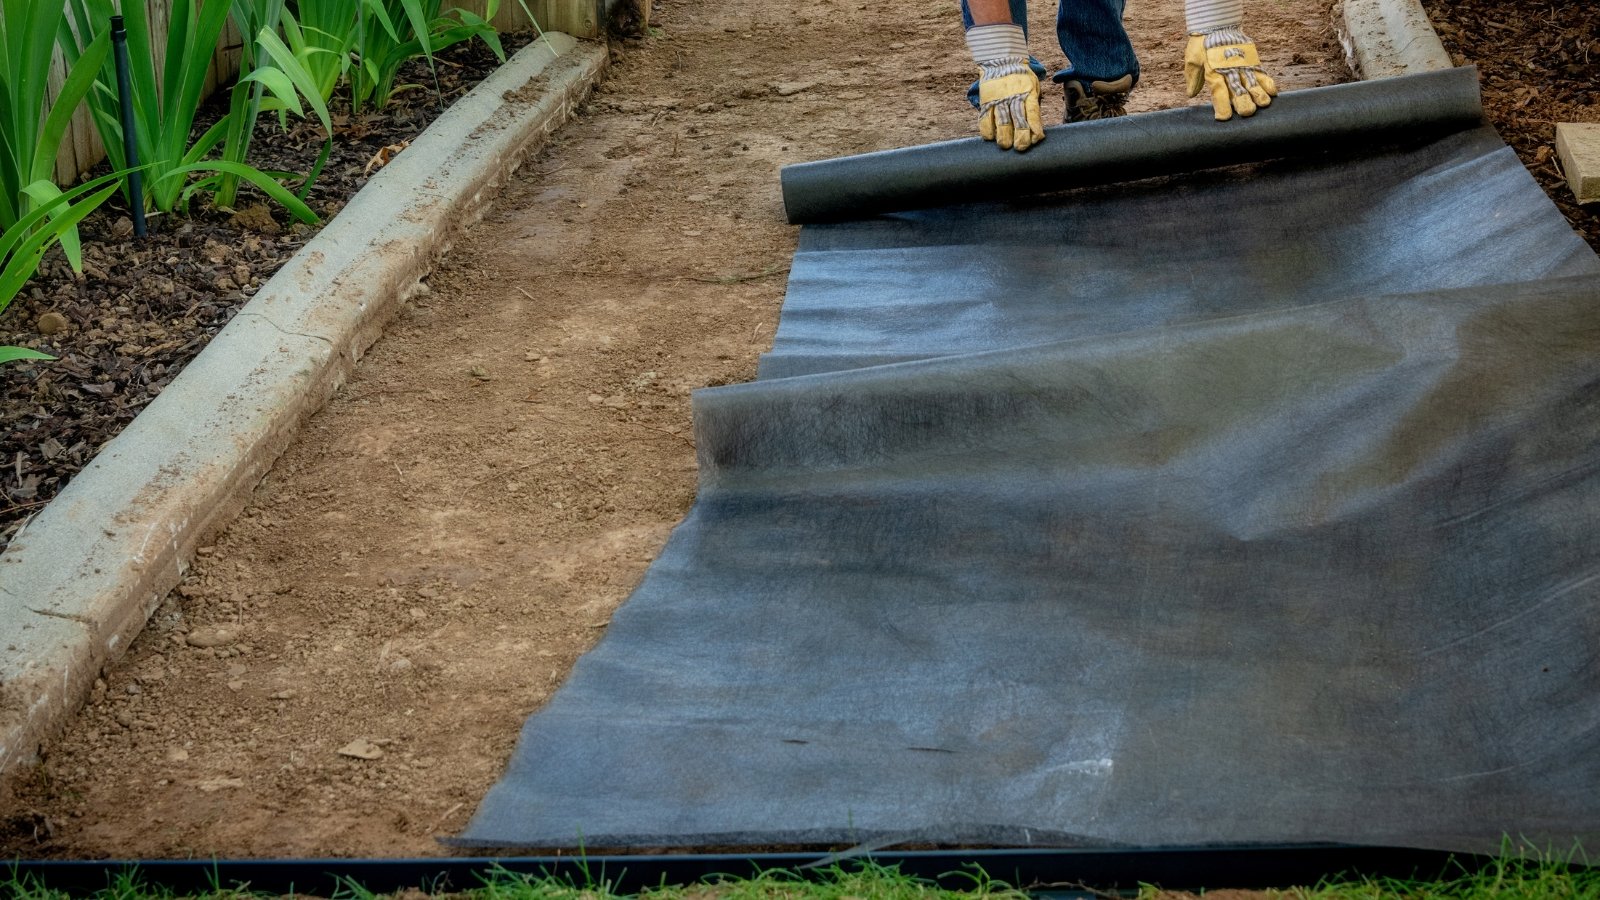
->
<box><xmin>0</xmin><ymin>33</ymin><xmax>607</xmax><ymax>781</ymax></box>
<box><xmin>1337</xmin><ymin>0</ymin><xmax>1453</xmax><ymax>79</ymax></box>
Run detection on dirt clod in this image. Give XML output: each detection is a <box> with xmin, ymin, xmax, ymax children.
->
<box><xmin>229</xmin><ymin>203</ymin><xmax>281</xmax><ymax>235</ymax></box>
<box><xmin>34</xmin><ymin>312</ymin><xmax>69</xmax><ymax>335</ymax></box>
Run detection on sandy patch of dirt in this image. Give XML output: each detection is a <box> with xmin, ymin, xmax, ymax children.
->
<box><xmin>0</xmin><ymin>0</ymin><xmax>1347</xmax><ymax>858</ymax></box>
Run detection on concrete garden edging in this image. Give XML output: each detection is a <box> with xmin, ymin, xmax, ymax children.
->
<box><xmin>0</xmin><ymin>32</ymin><xmax>607</xmax><ymax>781</ymax></box>
<box><xmin>1336</xmin><ymin>0</ymin><xmax>1453</xmax><ymax>79</ymax></box>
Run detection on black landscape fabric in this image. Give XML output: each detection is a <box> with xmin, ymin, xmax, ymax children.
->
<box><xmin>459</xmin><ymin>68</ymin><xmax>1600</xmax><ymax>853</ymax></box>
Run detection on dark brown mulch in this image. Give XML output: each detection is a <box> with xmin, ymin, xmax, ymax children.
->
<box><xmin>1420</xmin><ymin>0</ymin><xmax>1600</xmax><ymax>252</ymax></box>
<box><xmin>0</xmin><ymin>33</ymin><xmax>532</xmax><ymax>549</ymax></box>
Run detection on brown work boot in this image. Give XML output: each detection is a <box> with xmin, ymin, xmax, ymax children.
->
<box><xmin>1063</xmin><ymin>75</ymin><xmax>1134</xmax><ymax>122</ymax></box>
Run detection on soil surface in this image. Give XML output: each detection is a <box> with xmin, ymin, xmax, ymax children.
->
<box><xmin>0</xmin><ymin>34</ymin><xmax>530</xmax><ymax>549</ymax></box>
<box><xmin>1420</xmin><ymin>0</ymin><xmax>1600</xmax><ymax>252</ymax></box>
<box><xmin>4</xmin><ymin>0</ymin><xmax>1347</xmax><ymax>860</ymax></box>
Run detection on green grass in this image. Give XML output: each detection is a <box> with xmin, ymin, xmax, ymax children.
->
<box><xmin>1232</xmin><ymin>851</ymin><xmax>1600</xmax><ymax>900</ymax></box>
<box><xmin>3</xmin><ymin>854</ymin><xmax>1595</xmax><ymax>900</ymax></box>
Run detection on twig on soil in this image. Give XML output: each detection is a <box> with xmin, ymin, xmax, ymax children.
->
<box><xmin>427</xmin><ymin>801</ymin><xmax>465</xmax><ymax>836</ymax></box>
<box><xmin>2</xmin><ymin>498</ymin><xmax>51</xmax><ymax>513</ymax></box>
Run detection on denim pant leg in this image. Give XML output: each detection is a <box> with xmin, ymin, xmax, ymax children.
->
<box><xmin>1052</xmin><ymin>0</ymin><xmax>1140</xmax><ymax>87</ymax></box>
<box><xmin>961</xmin><ymin>0</ymin><xmax>1050</xmax><ymax>108</ymax></box>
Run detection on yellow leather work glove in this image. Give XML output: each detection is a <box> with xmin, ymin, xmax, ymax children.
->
<box><xmin>1184</xmin><ymin>28</ymin><xmax>1279</xmax><ymax>121</ymax></box>
<box><xmin>966</xmin><ymin>23</ymin><xmax>1045</xmax><ymax>152</ymax></box>
<box><xmin>978</xmin><ymin>65</ymin><xmax>1046</xmax><ymax>151</ymax></box>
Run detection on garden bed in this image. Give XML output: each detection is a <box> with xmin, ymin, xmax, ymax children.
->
<box><xmin>0</xmin><ymin>33</ymin><xmax>533</xmax><ymax>551</ymax></box>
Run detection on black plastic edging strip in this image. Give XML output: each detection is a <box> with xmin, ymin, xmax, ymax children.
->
<box><xmin>9</xmin><ymin>845</ymin><xmax>1486</xmax><ymax>896</ymax></box>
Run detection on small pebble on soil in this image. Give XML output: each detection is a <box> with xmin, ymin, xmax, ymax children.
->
<box><xmin>337</xmin><ymin>739</ymin><xmax>385</xmax><ymax>760</ymax></box>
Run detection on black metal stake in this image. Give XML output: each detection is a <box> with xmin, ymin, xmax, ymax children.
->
<box><xmin>110</xmin><ymin>14</ymin><xmax>146</xmax><ymax>238</ymax></box>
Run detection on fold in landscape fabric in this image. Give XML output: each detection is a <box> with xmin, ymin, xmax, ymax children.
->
<box><xmin>459</xmin><ymin>69</ymin><xmax>1600</xmax><ymax>852</ymax></box>
<box><xmin>763</xmin><ymin>125</ymin><xmax>1596</xmax><ymax>378</ymax></box>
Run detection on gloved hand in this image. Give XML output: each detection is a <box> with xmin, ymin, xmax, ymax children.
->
<box><xmin>967</xmin><ymin>24</ymin><xmax>1045</xmax><ymax>152</ymax></box>
<box><xmin>1184</xmin><ymin>28</ymin><xmax>1278</xmax><ymax>121</ymax></box>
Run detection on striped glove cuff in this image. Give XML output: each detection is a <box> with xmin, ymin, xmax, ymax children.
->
<box><xmin>965</xmin><ymin>23</ymin><xmax>1029</xmax><ymax>67</ymax></box>
<box><xmin>1204</xmin><ymin>27</ymin><xmax>1254</xmax><ymax>49</ymax></box>
<box><xmin>1184</xmin><ymin>0</ymin><xmax>1244</xmax><ymax>34</ymax></box>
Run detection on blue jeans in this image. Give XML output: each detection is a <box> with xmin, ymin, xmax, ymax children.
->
<box><xmin>962</xmin><ymin>0</ymin><xmax>1140</xmax><ymax>107</ymax></box>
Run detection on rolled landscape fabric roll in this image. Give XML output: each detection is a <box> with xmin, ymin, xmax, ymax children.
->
<box><xmin>780</xmin><ymin>66</ymin><xmax>1485</xmax><ymax>223</ymax></box>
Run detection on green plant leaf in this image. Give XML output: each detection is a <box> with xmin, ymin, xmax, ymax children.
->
<box><xmin>294</xmin><ymin>0</ymin><xmax>362</xmax><ymax>103</ymax></box>
<box><xmin>161</xmin><ymin>161</ymin><xmax>319</xmax><ymax>224</ymax></box>
<box><xmin>281</xmin><ymin>13</ymin><xmax>350</xmax><ymax>104</ymax></box>
<box><xmin>254</xmin><ymin>27</ymin><xmax>335</xmax><ymax>136</ymax></box>
<box><xmin>178</xmin><ymin>173</ymin><xmax>226</xmax><ymax>214</ymax></box>
<box><xmin>183</xmin><ymin>120</ymin><xmax>232</xmax><ymax>167</ymax></box>
<box><xmin>353</xmin><ymin>0</ymin><xmax>505</xmax><ymax>111</ymax></box>
<box><xmin>19</xmin><ymin>180</ymin><xmax>82</xmax><ymax>271</ymax></box>
<box><xmin>362</xmin><ymin>0</ymin><xmax>403</xmax><ymax>44</ymax></box>
<box><xmin>0</xmin><ymin>181</ymin><xmax>120</xmax><ymax>316</ymax></box>
<box><xmin>228</xmin><ymin>0</ymin><xmax>285</xmax><ymax>73</ymax></box>
<box><xmin>298</xmin><ymin>139</ymin><xmax>334</xmax><ymax>201</ymax></box>
<box><xmin>397</xmin><ymin>0</ymin><xmax>434</xmax><ymax>60</ymax></box>
<box><xmin>216</xmin><ymin>61</ymin><xmax>261</xmax><ymax>208</ymax></box>
<box><xmin>0</xmin><ymin>170</ymin><xmax>128</xmax><ymax>292</ymax></box>
<box><xmin>0</xmin><ymin>346</ymin><xmax>55</xmax><ymax>365</ymax></box>
<box><xmin>242</xmin><ymin>65</ymin><xmax>306</xmax><ymax>127</ymax></box>
<box><xmin>451</xmin><ymin>9</ymin><xmax>504</xmax><ymax>60</ymax></box>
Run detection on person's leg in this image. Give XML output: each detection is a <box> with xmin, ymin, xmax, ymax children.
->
<box><xmin>962</xmin><ymin>0</ymin><xmax>1049</xmax><ymax>108</ymax></box>
<box><xmin>961</xmin><ymin>0</ymin><xmax>1027</xmax><ymax>28</ymax></box>
<box><xmin>1052</xmin><ymin>0</ymin><xmax>1139</xmax><ymax>86</ymax></box>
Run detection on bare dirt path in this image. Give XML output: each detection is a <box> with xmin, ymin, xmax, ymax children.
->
<box><xmin>2</xmin><ymin>0</ymin><xmax>1346</xmax><ymax>858</ymax></box>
